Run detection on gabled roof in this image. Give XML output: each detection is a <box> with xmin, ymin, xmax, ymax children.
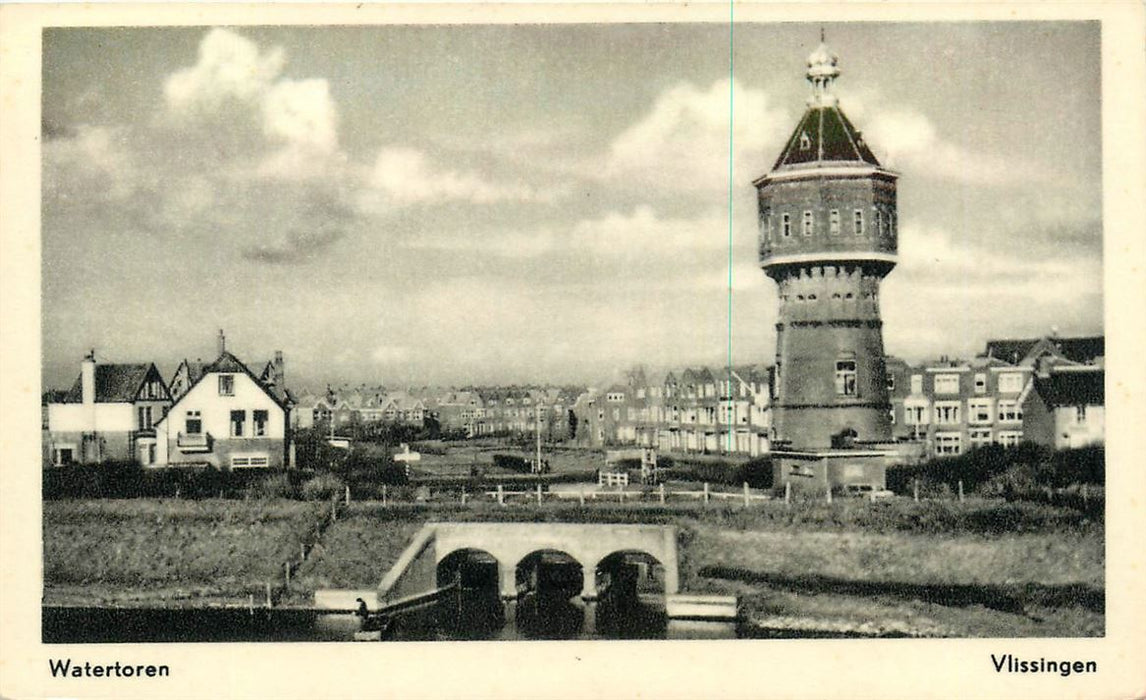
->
<box><xmin>773</xmin><ymin>105</ymin><xmax>880</xmax><ymax>170</ymax></box>
<box><xmin>1031</xmin><ymin>367</ymin><xmax>1104</xmax><ymax>407</ymax></box>
<box><xmin>983</xmin><ymin>336</ymin><xmax>1104</xmax><ymax>366</ymax></box>
<box><xmin>159</xmin><ymin>350</ymin><xmax>290</xmax><ymax>418</ymax></box>
<box><xmin>60</xmin><ymin>364</ymin><xmax>165</xmax><ymax>404</ymax></box>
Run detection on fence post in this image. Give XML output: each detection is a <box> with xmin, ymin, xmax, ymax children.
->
<box><xmin>284</xmin><ymin>561</ymin><xmax>291</xmax><ymax>589</ymax></box>
<box><xmin>461</xmin><ymin>487</ymin><xmax>467</xmax><ymax>506</ymax></box>
<box><xmin>826</xmin><ymin>485</ymin><xmax>832</xmax><ymax>504</ymax></box>
<box><xmin>382</xmin><ymin>484</ymin><xmax>387</xmax><ymax>507</ymax></box>
<box><xmin>345</xmin><ymin>485</ymin><xmax>351</xmax><ymax>505</ymax></box>
<box><xmin>743</xmin><ymin>482</ymin><xmax>750</xmax><ymax>507</ymax></box>
<box><xmin>536</xmin><ymin>483</ymin><xmax>543</xmax><ymax>505</ymax></box>
<box><xmin>497</xmin><ymin>484</ymin><xmax>504</xmax><ymax>506</ymax></box>
<box><xmin>659</xmin><ymin>482</ymin><xmax>666</xmax><ymax>505</ymax></box>
<box><xmin>958</xmin><ymin>480</ymin><xmax>964</xmax><ymax>503</ymax></box>
<box><xmin>785</xmin><ymin>480</ymin><xmax>791</xmax><ymax>505</ymax></box>
<box><xmin>913</xmin><ymin>479</ymin><xmax>919</xmax><ymax>502</ymax></box>
<box><xmin>248</xmin><ymin>594</ymin><xmax>255</xmax><ymax>616</ymax></box>
<box><xmin>301</xmin><ymin>542</ymin><xmax>306</xmax><ymax>561</ymax></box>
<box><xmin>703</xmin><ymin>482</ymin><xmax>710</xmax><ymax>504</ymax></box>
<box><xmin>1081</xmin><ymin>483</ymin><xmax>1088</xmax><ymax>505</ymax></box>
<box><xmin>265</xmin><ymin>583</ymin><xmax>273</xmax><ymax>608</ymax></box>
<box><xmin>579</xmin><ymin>488</ymin><xmax>585</xmax><ymax>507</ymax></box>
<box><xmin>331</xmin><ymin>501</ymin><xmax>337</xmax><ymax>522</ymax></box>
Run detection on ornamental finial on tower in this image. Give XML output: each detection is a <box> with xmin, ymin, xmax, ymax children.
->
<box><xmin>806</xmin><ymin>31</ymin><xmax>840</xmax><ymax>107</ymax></box>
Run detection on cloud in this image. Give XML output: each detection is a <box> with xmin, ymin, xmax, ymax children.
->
<box><xmin>366</xmin><ymin>146</ymin><xmax>549</xmax><ymax>206</ymax></box>
<box><xmin>42</xmin><ymin>125</ymin><xmax>140</xmax><ymax>201</ymax></box>
<box><xmin>602</xmin><ymin>78</ymin><xmax>789</xmax><ymax>195</ymax></box>
<box><xmin>163</xmin><ymin>28</ymin><xmax>342</xmax><ymax>181</ymax></box>
<box><xmin>847</xmin><ymin>97</ymin><xmax>1050</xmax><ymax>187</ymax></box>
<box><xmin>240</xmin><ymin>189</ymin><xmax>355</xmax><ymax>264</ymax></box>
<box><xmin>164</xmin><ymin>28</ymin><xmax>285</xmax><ymax>113</ymax></box>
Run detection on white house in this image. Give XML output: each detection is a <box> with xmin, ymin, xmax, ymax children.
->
<box><xmin>155</xmin><ymin>349</ymin><xmax>292</xmax><ymax>469</ymax></box>
<box><xmin>44</xmin><ymin>351</ymin><xmax>172</xmax><ymax>466</ymax></box>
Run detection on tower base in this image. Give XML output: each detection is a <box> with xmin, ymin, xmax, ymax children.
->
<box><xmin>771</xmin><ymin>448</ymin><xmax>895</xmax><ymax>496</ymax></box>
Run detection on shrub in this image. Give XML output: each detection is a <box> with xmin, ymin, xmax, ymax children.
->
<box><xmin>244</xmin><ymin>473</ymin><xmax>296</xmax><ymax>500</ymax></box>
<box><xmin>300</xmin><ymin>472</ymin><xmax>346</xmax><ymax>501</ymax></box>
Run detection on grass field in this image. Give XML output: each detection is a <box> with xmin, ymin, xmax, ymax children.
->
<box><xmin>43</xmin><ymin>499</ymin><xmax>329</xmax><ymax>605</ymax></box>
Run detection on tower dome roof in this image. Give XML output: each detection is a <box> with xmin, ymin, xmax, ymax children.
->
<box><xmin>770</xmin><ymin>38</ymin><xmax>880</xmax><ymax>170</ymax></box>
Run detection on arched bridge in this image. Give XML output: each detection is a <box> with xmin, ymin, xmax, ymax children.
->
<box><xmin>377</xmin><ymin>522</ymin><xmax>680</xmax><ymax>603</ymax></box>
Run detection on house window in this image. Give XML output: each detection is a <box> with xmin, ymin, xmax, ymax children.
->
<box><xmin>231</xmin><ymin>454</ymin><xmax>270</xmax><ymax>469</ymax></box>
<box><xmin>934</xmin><ymin>401</ymin><xmax>962</xmax><ymax>425</ymax></box>
<box><xmin>781</xmin><ymin>213</ymin><xmax>791</xmax><ymax>237</ymax></box>
<box><xmin>254</xmin><ymin>410</ymin><xmax>269</xmax><ymax>437</ymax></box>
<box><xmin>998</xmin><ymin>431</ymin><xmax>1023</xmax><ymax>448</ymax></box>
<box><xmin>998</xmin><ymin>373</ymin><xmax>1024</xmax><ymax>393</ymax></box>
<box><xmin>53</xmin><ymin>447</ymin><xmax>75</xmax><ymax>466</ymax></box>
<box><xmin>230</xmin><ymin>410</ymin><xmax>246</xmax><ymax>437</ymax></box>
<box><xmin>835</xmin><ymin>361</ymin><xmax>857</xmax><ymax>396</ymax></box>
<box><xmin>885</xmin><ymin>373</ymin><xmax>895</xmax><ymax>392</ymax></box>
<box><xmin>829</xmin><ymin>209</ymin><xmax>840</xmax><ymax>235</ymax></box>
<box><xmin>854</xmin><ymin>209</ymin><xmax>864</xmax><ymax>235</ymax></box>
<box><xmin>904</xmin><ymin>405</ymin><xmax>928</xmax><ymax>425</ymax></box>
<box><xmin>185</xmin><ymin>411</ymin><xmax>202</xmax><ymax>435</ymax></box>
<box><xmin>969</xmin><ymin>427</ymin><xmax>993</xmax><ymax>449</ymax></box>
<box><xmin>934</xmin><ymin>374</ymin><xmax>960</xmax><ymax>394</ymax></box>
<box><xmin>997</xmin><ymin>400</ymin><xmax>1023</xmax><ymax>423</ymax></box>
<box><xmin>974</xmin><ymin>373</ymin><xmax>987</xmax><ymax>394</ymax></box>
<box><xmin>910</xmin><ymin>375</ymin><xmax>923</xmax><ymax>395</ymax></box>
<box><xmin>218</xmin><ymin>375</ymin><xmax>234</xmax><ymax>396</ymax></box>
<box><xmin>935</xmin><ymin>432</ymin><xmax>962</xmax><ymax>456</ymax></box>
<box><xmin>138</xmin><ymin>405</ymin><xmax>153</xmax><ymax>430</ymax></box>
<box><xmin>1075</xmin><ymin>405</ymin><xmax>1087</xmax><ymax>423</ymax></box>
<box><xmin>968</xmin><ymin>399</ymin><xmax>993</xmax><ymax>425</ymax></box>
<box><xmin>802</xmin><ymin>210</ymin><xmax>814</xmax><ymax>236</ymax></box>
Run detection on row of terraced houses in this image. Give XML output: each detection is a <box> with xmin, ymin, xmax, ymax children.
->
<box><xmin>42</xmin><ymin>331</ymin><xmax>1104</xmax><ymax>468</ymax></box>
<box><xmin>571</xmin><ymin>334</ymin><xmax>1104</xmax><ymax>458</ymax></box>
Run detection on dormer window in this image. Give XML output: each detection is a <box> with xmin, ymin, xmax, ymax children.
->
<box><xmin>799</xmin><ymin>131</ymin><xmax>811</xmax><ymax>150</ymax></box>
<box><xmin>218</xmin><ymin>375</ymin><xmax>234</xmax><ymax>396</ymax></box>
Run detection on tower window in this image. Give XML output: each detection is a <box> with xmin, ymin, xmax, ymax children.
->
<box><xmin>781</xmin><ymin>213</ymin><xmax>791</xmax><ymax>237</ymax></box>
<box><xmin>802</xmin><ymin>210</ymin><xmax>814</xmax><ymax>236</ymax></box>
<box><xmin>829</xmin><ymin>209</ymin><xmax>840</xmax><ymax>235</ymax></box>
<box><xmin>874</xmin><ymin>208</ymin><xmax>884</xmax><ymax>238</ymax></box>
<box><xmin>835</xmin><ymin>361</ymin><xmax>857</xmax><ymax>396</ymax></box>
<box><xmin>854</xmin><ymin>209</ymin><xmax>864</xmax><ymax>235</ymax></box>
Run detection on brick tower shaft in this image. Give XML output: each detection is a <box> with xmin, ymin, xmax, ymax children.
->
<box><xmin>757</xmin><ymin>39</ymin><xmax>898</xmax><ymax>450</ymax></box>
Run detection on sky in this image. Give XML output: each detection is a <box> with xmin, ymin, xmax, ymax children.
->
<box><xmin>41</xmin><ymin>21</ymin><xmax>1103</xmax><ymax>391</ymax></box>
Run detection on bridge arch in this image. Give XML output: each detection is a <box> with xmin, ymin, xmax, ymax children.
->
<box><xmin>593</xmin><ymin>549</ymin><xmax>667</xmax><ymax>601</ymax></box>
<box><xmin>514</xmin><ymin>549</ymin><xmax>584</xmax><ymax>600</ymax></box>
<box><xmin>436</xmin><ymin>547</ymin><xmax>500</xmax><ymax>594</ymax></box>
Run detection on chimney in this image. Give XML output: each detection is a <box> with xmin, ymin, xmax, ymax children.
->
<box><xmin>217</xmin><ymin>329</ymin><xmax>226</xmax><ymax>357</ymax></box>
<box><xmin>273</xmin><ymin>350</ymin><xmax>285</xmax><ymax>388</ymax></box>
<box><xmin>81</xmin><ymin>349</ymin><xmax>96</xmax><ymax>405</ymax></box>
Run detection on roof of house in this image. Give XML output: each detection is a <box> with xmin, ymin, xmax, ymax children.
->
<box><xmin>1032</xmin><ymin>367</ymin><xmax>1104</xmax><ymax>407</ymax></box>
<box><xmin>983</xmin><ymin>336</ymin><xmax>1104</xmax><ymax>366</ymax></box>
<box><xmin>773</xmin><ymin>105</ymin><xmax>880</xmax><ymax>170</ymax></box>
<box><xmin>60</xmin><ymin>364</ymin><xmax>158</xmax><ymax>403</ymax></box>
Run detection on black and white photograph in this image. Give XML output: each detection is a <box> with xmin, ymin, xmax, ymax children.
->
<box><xmin>2</xmin><ymin>3</ymin><xmax>1144</xmax><ymax>699</ymax></box>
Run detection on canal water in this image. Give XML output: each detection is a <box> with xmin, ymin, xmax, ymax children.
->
<box><xmin>43</xmin><ymin>593</ymin><xmax>739</xmax><ymax>643</ymax></box>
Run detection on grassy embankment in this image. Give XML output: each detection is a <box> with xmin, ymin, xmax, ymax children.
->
<box><xmin>43</xmin><ymin>499</ymin><xmax>330</xmax><ymax>606</ymax></box>
<box><xmin>44</xmin><ymin>498</ymin><xmax>1103</xmax><ymax>637</ymax></box>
